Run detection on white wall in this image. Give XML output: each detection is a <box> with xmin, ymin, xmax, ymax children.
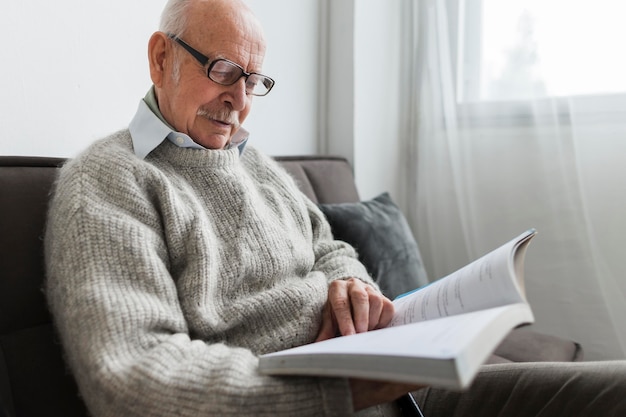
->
<box><xmin>1</xmin><ymin>0</ymin><xmax>166</xmax><ymax>158</ymax></box>
<box><xmin>242</xmin><ymin>0</ymin><xmax>321</xmax><ymax>156</ymax></box>
<box><xmin>354</xmin><ymin>1</ymin><xmax>404</xmax><ymax>202</ymax></box>
<box><xmin>0</xmin><ymin>0</ymin><xmax>321</xmax><ymax>158</ymax></box>
<box><xmin>324</xmin><ymin>0</ymin><xmax>405</xmax><ymax>203</ymax></box>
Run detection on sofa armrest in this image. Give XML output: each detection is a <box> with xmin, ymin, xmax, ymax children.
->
<box><xmin>489</xmin><ymin>326</ymin><xmax>584</xmax><ymax>364</ymax></box>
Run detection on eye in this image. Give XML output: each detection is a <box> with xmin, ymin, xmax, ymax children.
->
<box><xmin>209</xmin><ymin>60</ymin><xmax>241</xmax><ymax>84</ymax></box>
<box><xmin>246</xmin><ymin>76</ymin><xmax>260</xmax><ymax>89</ymax></box>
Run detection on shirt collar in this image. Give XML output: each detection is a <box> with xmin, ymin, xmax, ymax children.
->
<box><xmin>129</xmin><ymin>86</ymin><xmax>249</xmax><ymax>159</ymax></box>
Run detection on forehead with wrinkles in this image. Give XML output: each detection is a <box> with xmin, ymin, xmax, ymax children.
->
<box><xmin>183</xmin><ymin>0</ymin><xmax>266</xmax><ymax>70</ymax></box>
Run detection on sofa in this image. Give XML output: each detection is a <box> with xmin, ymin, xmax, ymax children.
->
<box><xmin>0</xmin><ymin>155</ymin><xmax>583</xmax><ymax>417</ymax></box>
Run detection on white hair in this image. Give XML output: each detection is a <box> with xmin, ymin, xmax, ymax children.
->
<box><xmin>159</xmin><ymin>0</ymin><xmax>194</xmax><ymax>84</ymax></box>
<box><xmin>159</xmin><ymin>0</ymin><xmax>193</xmax><ymax>37</ymax></box>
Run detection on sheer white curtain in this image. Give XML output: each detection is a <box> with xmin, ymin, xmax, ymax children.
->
<box><xmin>401</xmin><ymin>0</ymin><xmax>626</xmax><ymax>360</ymax></box>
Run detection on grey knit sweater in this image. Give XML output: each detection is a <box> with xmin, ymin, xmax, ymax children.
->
<box><xmin>45</xmin><ymin>131</ymin><xmax>377</xmax><ymax>417</ymax></box>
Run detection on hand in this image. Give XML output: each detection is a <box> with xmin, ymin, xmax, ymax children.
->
<box><xmin>315</xmin><ymin>278</ymin><xmax>395</xmax><ymax>342</ymax></box>
<box><xmin>349</xmin><ymin>378</ymin><xmax>425</xmax><ymax>411</ymax></box>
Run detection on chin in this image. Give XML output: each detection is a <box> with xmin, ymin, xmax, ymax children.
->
<box><xmin>194</xmin><ymin>136</ymin><xmax>230</xmax><ymax>150</ymax></box>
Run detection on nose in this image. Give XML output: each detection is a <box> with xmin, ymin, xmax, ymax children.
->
<box><xmin>222</xmin><ymin>76</ymin><xmax>248</xmax><ymax>111</ymax></box>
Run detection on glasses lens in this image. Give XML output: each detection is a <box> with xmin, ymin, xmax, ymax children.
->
<box><xmin>246</xmin><ymin>74</ymin><xmax>274</xmax><ymax>96</ymax></box>
<box><xmin>208</xmin><ymin>59</ymin><xmax>275</xmax><ymax>96</ymax></box>
<box><xmin>208</xmin><ymin>60</ymin><xmax>242</xmax><ymax>85</ymax></box>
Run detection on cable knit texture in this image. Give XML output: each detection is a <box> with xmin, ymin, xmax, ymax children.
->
<box><xmin>45</xmin><ymin>130</ymin><xmax>378</xmax><ymax>417</ymax></box>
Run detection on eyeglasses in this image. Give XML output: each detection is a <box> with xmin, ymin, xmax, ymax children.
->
<box><xmin>167</xmin><ymin>33</ymin><xmax>275</xmax><ymax>96</ymax></box>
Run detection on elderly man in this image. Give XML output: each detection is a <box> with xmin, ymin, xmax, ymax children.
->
<box><xmin>45</xmin><ymin>0</ymin><xmax>626</xmax><ymax>416</ymax></box>
<box><xmin>45</xmin><ymin>0</ymin><xmax>417</xmax><ymax>415</ymax></box>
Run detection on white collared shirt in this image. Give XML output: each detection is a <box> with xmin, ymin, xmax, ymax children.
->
<box><xmin>128</xmin><ymin>89</ymin><xmax>249</xmax><ymax>160</ymax></box>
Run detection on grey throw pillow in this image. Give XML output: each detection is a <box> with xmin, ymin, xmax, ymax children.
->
<box><xmin>319</xmin><ymin>192</ymin><xmax>429</xmax><ymax>299</ymax></box>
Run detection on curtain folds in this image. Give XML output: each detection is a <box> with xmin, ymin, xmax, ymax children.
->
<box><xmin>402</xmin><ymin>0</ymin><xmax>626</xmax><ymax>360</ymax></box>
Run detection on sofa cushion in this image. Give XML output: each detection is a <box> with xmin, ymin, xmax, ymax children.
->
<box><xmin>319</xmin><ymin>192</ymin><xmax>429</xmax><ymax>299</ymax></box>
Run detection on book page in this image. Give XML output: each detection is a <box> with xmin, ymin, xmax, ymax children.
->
<box><xmin>390</xmin><ymin>229</ymin><xmax>535</xmax><ymax>327</ymax></box>
<box><xmin>263</xmin><ymin>305</ymin><xmax>528</xmax><ymax>358</ymax></box>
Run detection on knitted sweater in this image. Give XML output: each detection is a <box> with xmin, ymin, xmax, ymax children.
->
<box><xmin>45</xmin><ymin>131</ymin><xmax>377</xmax><ymax>417</ymax></box>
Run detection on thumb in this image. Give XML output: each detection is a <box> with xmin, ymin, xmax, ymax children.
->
<box><xmin>315</xmin><ymin>303</ymin><xmax>338</xmax><ymax>342</ymax></box>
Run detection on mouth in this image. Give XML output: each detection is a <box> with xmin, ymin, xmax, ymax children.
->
<box><xmin>197</xmin><ymin>108</ymin><xmax>240</xmax><ymax>130</ymax></box>
<box><xmin>205</xmin><ymin>118</ymin><xmax>227</xmax><ymax>128</ymax></box>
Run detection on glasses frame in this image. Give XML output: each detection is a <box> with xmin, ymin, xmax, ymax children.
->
<box><xmin>167</xmin><ymin>33</ymin><xmax>275</xmax><ymax>96</ymax></box>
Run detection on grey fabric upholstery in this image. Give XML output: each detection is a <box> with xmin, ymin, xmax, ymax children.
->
<box><xmin>492</xmin><ymin>326</ymin><xmax>584</xmax><ymax>363</ymax></box>
<box><xmin>0</xmin><ymin>155</ymin><xmax>583</xmax><ymax>417</ymax></box>
<box><xmin>276</xmin><ymin>156</ymin><xmax>360</xmax><ymax>204</ymax></box>
<box><xmin>0</xmin><ymin>157</ymin><xmax>86</xmax><ymax>417</ymax></box>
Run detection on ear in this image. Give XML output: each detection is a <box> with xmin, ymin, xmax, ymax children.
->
<box><xmin>148</xmin><ymin>32</ymin><xmax>169</xmax><ymax>87</ymax></box>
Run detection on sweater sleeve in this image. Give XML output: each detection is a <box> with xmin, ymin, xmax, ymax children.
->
<box><xmin>44</xmin><ymin>152</ymin><xmax>356</xmax><ymax>417</ymax></box>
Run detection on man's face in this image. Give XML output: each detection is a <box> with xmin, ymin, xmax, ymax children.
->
<box><xmin>151</xmin><ymin>6</ymin><xmax>266</xmax><ymax>150</ymax></box>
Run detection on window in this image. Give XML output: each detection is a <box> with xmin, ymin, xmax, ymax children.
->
<box><xmin>458</xmin><ymin>0</ymin><xmax>626</xmax><ymax>102</ymax></box>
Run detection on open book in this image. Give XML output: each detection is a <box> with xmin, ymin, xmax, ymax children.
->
<box><xmin>259</xmin><ymin>229</ymin><xmax>537</xmax><ymax>390</ymax></box>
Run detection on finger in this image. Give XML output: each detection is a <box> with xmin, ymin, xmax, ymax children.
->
<box><xmin>376</xmin><ymin>297</ymin><xmax>395</xmax><ymax>329</ymax></box>
<box><xmin>347</xmin><ymin>280</ymin><xmax>370</xmax><ymax>334</ymax></box>
<box><xmin>366</xmin><ymin>287</ymin><xmax>384</xmax><ymax>330</ymax></box>
<box><xmin>315</xmin><ymin>303</ymin><xmax>338</xmax><ymax>342</ymax></box>
<box><xmin>329</xmin><ymin>281</ymin><xmax>357</xmax><ymax>336</ymax></box>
